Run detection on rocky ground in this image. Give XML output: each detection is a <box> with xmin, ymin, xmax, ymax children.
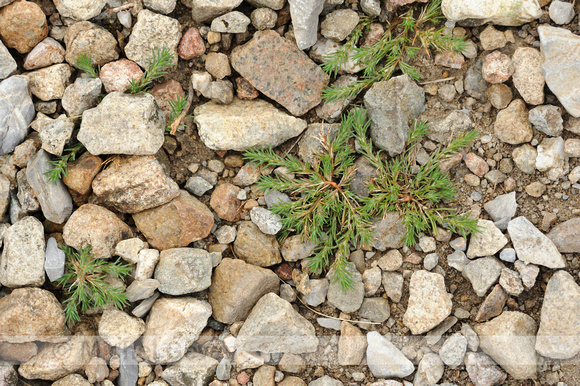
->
<box><xmin>0</xmin><ymin>0</ymin><xmax>579</xmax><ymax>385</ymax></box>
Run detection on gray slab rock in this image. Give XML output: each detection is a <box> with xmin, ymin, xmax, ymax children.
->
<box><xmin>366</xmin><ymin>331</ymin><xmax>414</xmax><ymax>378</ymax></box>
<box><xmin>303</xmin><ymin>279</ymin><xmax>329</xmax><ymax>307</ymax></box>
<box><xmin>483</xmin><ymin>192</ymin><xmax>517</xmax><ymax>230</ymax></box>
<box><xmin>211</xmin><ymin>11</ymin><xmax>250</xmax><ymax>33</ymax></box>
<box><xmin>297</xmin><ymin>123</ymin><xmax>340</xmax><ymax>164</ymax></box>
<box><xmin>465</xmin><ymin>352</ymin><xmax>507</xmax><ymax>386</ymax></box>
<box><xmin>382</xmin><ymin>271</ymin><xmax>404</xmax><ymax>303</ymax></box>
<box><xmin>538</xmin><ymin>26</ymin><xmax>580</xmax><ymax>118</ymax></box>
<box><xmin>191</xmin><ymin>0</ymin><xmax>243</xmax><ymax>22</ymax></box>
<box><xmin>142</xmin><ymin>297</ymin><xmax>212</xmax><ymax>364</ymax></box>
<box><xmin>358</xmin><ymin>297</ymin><xmax>390</xmax><ymax>323</ymax></box>
<box><xmin>161</xmin><ymin>352</ymin><xmax>218</xmax><ymax>386</ymax></box>
<box><xmin>61</xmin><ymin>76</ymin><xmax>102</xmax><ymax>117</ymax></box>
<box><xmin>466</xmin><ymin>219</ymin><xmax>508</xmax><ymax>258</ymax></box>
<box><xmin>426</xmin><ymin>110</ymin><xmax>472</xmax><ymax>144</ymax></box>
<box><xmin>26</xmin><ymin>150</ymin><xmax>73</xmax><ymax>224</ymax></box>
<box><xmin>447</xmin><ymin>250</ymin><xmax>469</xmax><ymax>272</ymax></box>
<box><xmin>117</xmin><ymin>345</ymin><xmax>138</xmax><ymax>386</ymax></box>
<box><xmin>124</xmin><ymin>10</ymin><xmax>180</xmax><ymax>69</ymax></box>
<box><xmin>0</xmin><ymin>216</ymin><xmax>45</xmax><ymax>288</ymax></box>
<box><xmin>235</xmin><ymin>293</ymin><xmax>319</xmax><ymax>354</ymax></box>
<box><xmin>442</xmin><ymin>0</ymin><xmax>542</xmax><ymax>26</ymax></box>
<box><xmin>79</xmin><ymin>92</ymin><xmax>165</xmax><ymax>155</ymax></box>
<box><xmin>321</xmin><ymin>9</ymin><xmax>359</xmax><ymax>42</ymax></box>
<box><xmin>0</xmin><ymin>40</ymin><xmax>17</xmax><ymax>79</ymax></box>
<box><xmin>364</xmin><ymin>74</ymin><xmax>425</xmax><ymax>156</ymax></box>
<box><xmin>131</xmin><ymin>292</ymin><xmax>159</xmax><ymax>318</ymax></box>
<box><xmin>463</xmin><ymin>257</ymin><xmax>503</xmax><ymax>297</ymax></box>
<box><xmin>250</xmin><ymin>206</ymin><xmax>282</xmax><ymax>235</ymax></box>
<box><xmin>414</xmin><ymin>353</ymin><xmax>444</xmax><ymax>385</ymax></box>
<box><xmin>529</xmin><ymin>105</ymin><xmax>563</xmax><ymax>137</ymax></box>
<box><xmin>535</xmin><ymin>270</ymin><xmax>580</xmax><ymax>359</ymax></box>
<box><xmin>425</xmin><ymin>316</ymin><xmax>458</xmax><ymax>345</ymax></box>
<box><xmin>474</xmin><ymin>311</ymin><xmax>537</xmax><ymax>380</ymax></box>
<box><xmin>549</xmin><ymin>0</ymin><xmax>575</xmax><ymax>24</ymax></box>
<box><xmin>326</xmin><ymin>264</ymin><xmax>365</xmax><ymax>313</ymax></box>
<box><xmin>154</xmin><ymin>248</ymin><xmax>212</xmax><ymax>295</ymax></box>
<box><xmin>439</xmin><ymin>333</ymin><xmax>467</xmax><ymax>368</ymax></box>
<box><xmin>403</xmin><ymin>270</ymin><xmax>452</xmax><ymax>334</ymax></box>
<box><xmin>195</xmin><ymin>99</ymin><xmax>306</xmax><ymax>151</ymax></box>
<box><xmin>45</xmin><ymin>237</ymin><xmax>65</xmax><ymax>282</ymax></box>
<box><xmin>372</xmin><ymin>213</ymin><xmax>406</xmax><ymax>251</ymax></box>
<box><xmin>0</xmin><ymin>76</ymin><xmax>35</xmax><ymax>155</ymax></box>
<box><xmin>289</xmin><ymin>0</ymin><xmax>325</xmax><ymax>50</ymax></box>
<box><xmin>126</xmin><ymin>279</ymin><xmax>160</xmax><ymax>302</ymax></box>
<box><xmin>36</xmin><ymin>113</ymin><xmax>74</xmax><ymax>156</ymax></box>
<box><xmin>507</xmin><ymin>216</ymin><xmax>565</xmax><ymax>268</ymax></box>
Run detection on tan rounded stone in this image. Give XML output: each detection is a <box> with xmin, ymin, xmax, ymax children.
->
<box><xmin>0</xmin><ymin>0</ymin><xmax>48</xmax><ymax>54</ymax></box>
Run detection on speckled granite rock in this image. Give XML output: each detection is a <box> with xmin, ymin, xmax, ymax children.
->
<box><xmin>231</xmin><ymin>30</ymin><xmax>329</xmax><ymax>116</ymax></box>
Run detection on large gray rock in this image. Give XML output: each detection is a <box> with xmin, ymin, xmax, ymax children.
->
<box><xmin>538</xmin><ymin>26</ymin><xmax>580</xmax><ymax>117</ymax></box>
<box><xmin>124</xmin><ymin>10</ymin><xmax>180</xmax><ymax>69</ymax></box>
<box><xmin>426</xmin><ymin>110</ymin><xmax>472</xmax><ymax>144</ymax></box>
<box><xmin>161</xmin><ymin>352</ymin><xmax>219</xmax><ymax>386</ymax></box>
<box><xmin>288</xmin><ymin>0</ymin><xmax>325</xmax><ymax>50</ymax></box>
<box><xmin>463</xmin><ymin>257</ymin><xmax>503</xmax><ymax>297</ymax></box>
<box><xmin>0</xmin><ymin>216</ymin><xmax>45</xmax><ymax>288</ymax></box>
<box><xmin>366</xmin><ymin>331</ymin><xmax>414</xmax><ymax>378</ymax></box>
<box><xmin>154</xmin><ymin>248</ymin><xmax>213</xmax><ymax>295</ymax></box>
<box><xmin>535</xmin><ymin>270</ymin><xmax>580</xmax><ymax>359</ymax></box>
<box><xmin>142</xmin><ymin>297</ymin><xmax>212</xmax><ymax>364</ymax></box>
<box><xmin>466</xmin><ymin>219</ymin><xmax>507</xmax><ymax>258</ymax></box>
<box><xmin>465</xmin><ymin>352</ymin><xmax>507</xmax><ymax>386</ymax></box>
<box><xmin>326</xmin><ymin>264</ymin><xmax>365</xmax><ymax>313</ymax></box>
<box><xmin>208</xmin><ymin>258</ymin><xmax>280</xmax><ymax>324</ymax></box>
<box><xmin>61</xmin><ymin>76</ymin><xmax>102</xmax><ymax>117</ymax></box>
<box><xmin>191</xmin><ymin>0</ymin><xmax>243</xmax><ymax>23</ymax></box>
<box><xmin>507</xmin><ymin>216</ymin><xmax>566</xmax><ymax>268</ymax></box>
<box><xmin>0</xmin><ymin>40</ymin><xmax>16</xmax><ymax>79</ymax></box>
<box><xmin>442</xmin><ymin>0</ymin><xmax>542</xmax><ymax>26</ymax></box>
<box><xmin>474</xmin><ymin>311</ymin><xmax>537</xmax><ymax>380</ymax></box>
<box><xmin>91</xmin><ymin>155</ymin><xmax>180</xmax><ymax>214</ymax></box>
<box><xmin>79</xmin><ymin>92</ymin><xmax>165</xmax><ymax>155</ymax></box>
<box><xmin>372</xmin><ymin>213</ymin><xmax>406</xmax><ymax>251</ymax></box>
<box><xmin>234</xmin><ymin>221</ymin><xmax>281</xmax><ymax>267</ymax></box>
<box><xmin>235</xmin><ymin>293</ymin><xmax>319</xmax><ymax>354</ymax></box>
<box><xmin>403</xmin><ymin>270</ymin><xmax>452</xmax><ymax>334</ymax></box>
<box><xmin>194</xmin><ymin>99</ymin><xmax>306</xmax><ymax>151</ymax></box>
<box><xmin>414</xmin><ymin>353</ymin><xmax>444</xmax><ymax>385</ymax></box>
<box><xmin>483</xmin><ymin>192</ymin><xmax>517</xmax><ymax>230</ymax></box>
<box><xmin>363</xmin><ymin>74</ymin><xmax>425</xmax><ymax>156</ymax></box>
<box><xmin>118</xmin><ymin>345</ymin><xmax>138</xmax><ymax>386</ymax></box>
<box><xmin>26</xmin><ymin>150</ymin><xmax>73</xmax><ymax>224</ymax></box>
<box><xmin>35</xmin><ymin>113</ymin><xmax>74</xmax><ymax>156</ymax></box>
<box><xmin>0</xmin><ymin>76</ymin><xmax>35</xmax><ymax>155</ymax></box>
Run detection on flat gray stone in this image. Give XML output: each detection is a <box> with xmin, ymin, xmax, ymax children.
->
<box><xmin>235</xmin><ymin>293</ymin><xmax>319</xmax><ymax>354</ymax></box>
<box><xmin>161</xmin><ymin>352</ymin><xmax>218</xmax><ymax>386</ymax></box>
<box><xmin>79</xmin><ymin>92</ymin><xmax>165</xmax><ymax>155</ymax></box>
<box><xmin>326</xmin><ymin>264</ymin><xmax>364</xmax><ymax>313</ymax></box>
<box><xmin>465</xmin><ymin>352</ymin><xmax>507</xmax><ymax>386</ymax></box>
<box><xmin>439</xmin><ymin>333</ymin><xmax>467</xmax><ymax>369</ymax></box>
<box><xmin>62</xmin><ymin>76</ymin><xmax>102</xmax><ymax>117</ymax></box>
<box><xmin>0</xmin><ymin>40</ymin><xmax>17</xmax><ymax>79</ymax></box>
<box><xmin>466</xmin><ymin>219</ymin><xmax>507</xmax><ymax>258</ymax></box>
<box><xmin>507</xmin><ymin>216</ymin><xmax>565</xmax><ymax>268</ymax></box>
<box><xmin>288</xmin><ymin>0</ymin><xmax>325</xmax><ymax>50</ymax></box>
<box><xmin>45</xmin><ymin>237</ymin><xmax>65</xmax><ymax>282</ymax></box>
<box><xmin>26</xmin><ymin>150</ymin><xmax>73</xmax><ymax>224</ymax></box>
<box><xmin>414</xmin><ymin>353</ymin><xmax>444</xmax><ymax>385</ymax></box>
<box><xmin>250</xmin><ymin>207</ymin><xmax>282</xmax><ymax>235</ymax></box>
<box><xmin>191</xmin><ymin>0</ymin><xmax>242</xmax><ymax>22</ymax></box>
<box><xmin>463</xmin><ymin>257</ymin><xmax>503</xmax><ymax>297</ymax></box>
<box><xmin>442</xmin><ymin>0</ymin><xmax>542</xmax><ymax>26</ymax></box>
<box><xmin>154</xmin><ymin>248</ymin><xmax>212</xmax><ymax>295</ymax></box>
<box><xmin>483</xmin><ymin>192</ymin><xmax>517</xmax><ymax>230</ymax></box>
<box><xmin>118</xmin><ymin>345</ymin><xmax>139</xmax><ymax>386</ymax></box>
<box><xmin>366</xmin><ymin>331</ymin><xmax>414</xmax><ymax>378</ymax></box>
<box><xmin>0</xmin><ymin>76</ymin><xmax>34</xmax><ymax>155</ymax></box>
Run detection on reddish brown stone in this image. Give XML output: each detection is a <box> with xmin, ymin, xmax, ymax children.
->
<box><xmin>434</xmin><ymin>51</ymin><xmax>465</xmax><ymax>69</ymax></box>
<box><xmin>62</xmin><ymin>152</ymin><xmax>103</xmax><ymax>206</ymax></box>
<box><xmin>0</xmin><ymin>1</ymin><xmax>48</xmax><ymax>54</ymax></box>
<box><xmin>23</xmin><ymin>37</ymin><xmax>65</xmax><ymax>70</ymax></box>
<box><xmin>475</xmin><ymin>284</ymin><xmax>508</xmax><ymax>322</ymax></box>
<box><xmin>482</xmin><ymin>51</ymin><xmax>514</xmax><ymax>84</ymax></box>
<box><xmin>151</xmin><ymin>80</ymin><xmax>185</xmax><ymax>119</ymax></box>
<box><xmin>100</xmin><ymin>59</ymin><xmax>144</xmax><ymax>93</ymax></box>
<box><xmin>464</xmin><ymin>152</ymin><xmax>489</xmax><ymax>177</ymax></box>
<box><xmin>362</xmin><ymin>23</ymin><xmax>384</xmax><ymax>47</ymax></box>
<box><xmin>210</xmin><ymin>183</ymin><xmax>242</xmax><ymax>222</ymax></box>
<box><xmin>231</xmin><ymin>30</ymin><xmax>329</xmax><ymax>116</ymax></box>
<box><xmin>235</xmin><ymin>77</ymin><xmax>259</xmax><ymax>100</ymax></box>
<box><xmin>275</xmin><ymin>263</ymin><xmax>293</xmax><ymax>281</ymax></box>
<box><xmin>133</xmin><ymin>190</ymin><xmax>214</xmax><ymax>250</ymax></box>
<box><xmin>177</xmin><ymin>27</ymin><xmax>206</xmax><ymax>60</ymax></box>
<box><xmin>0</xmin><ymin>342</ymin><xmax>37</xmax><ymax>362</ymax></box>
<box><xmin>237</xmin><ymin>372</ymin><xmax>250</xmax><ymax>385</ymax></box>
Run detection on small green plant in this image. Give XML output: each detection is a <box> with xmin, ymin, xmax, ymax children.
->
<box><xmin>44</xmin><ymin>142</ymin><xmax>85</xmax><ymax>184</ymax></box>
<box><xmin>75</xmin><ymin>53</ymin><xmax>100</xmax><ymax>78</ymax></box>
<box><xmin>57</xmin><ymin>245</ymin><xmax>131</xmax><ymax>326</ymax></box>
<box><xmin>127</xmin><ymin>46</ymin><xmax>175</xmax><ymax>94</ymax></box>
<box><xmin>354</xmin><ymin>109</ymin><xmax>480</xmax><ymax>246</ymax></box>
<box><xmin>321</xmin><ymin>0</ymin><xmax>466</xmax><ymax>102</ymax></box>
<box><xmin>245</xmin><ymin>108</ymin><xmax>479</xmax><ymax>288</ymax></box>
<box><xmin>165</xmin><ymin>94</ymin><xmax>192</xmax><ymax>133</ymax></box>
<box><xmin>245</xmin><ymin>111</ymin><xmax>374</xmax><ymax>290</ymax></box>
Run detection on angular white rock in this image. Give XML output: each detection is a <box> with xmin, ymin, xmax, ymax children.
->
<box><xmin>45</xmin><ymin>237</ymin><xmax>65</xmax><ymax>282</ymax></box>
<box><xmin>442</xmin><ymin>0</ymin><xmax>542</xmax><ymax>26</ymax></box>
<box><xmin>507</xmin><ymin>216</ymin><xmax>565</xmax><ymax>268</ymax></box>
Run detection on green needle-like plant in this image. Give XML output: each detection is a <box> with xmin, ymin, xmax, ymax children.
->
<box><xmin>244</xmin><ymin>112</ymin><xmax>374</xmax><ymax>290</ymax></box>
<box><xmin>44</xmin><ymin>142</ymin><xmax>85</xmax><ymax>184</ymax></box>
<box><xmin>127</xmin><ymin>47</ymin><xmax>175</xmax><ymax>94</ymax></box>
<box><xmin>165</xmin><ymin>94</ymin><xmax>192</xmax><ymax>133</ymax></box>
<box><xmin>321</xmin><ymin>0</ymin><xmax>466</xmax><ymax>102</ymax></box>
<box><xmin>57</xmin><ymin>245</ymin><xmax>131</xmax><ymax>326</ymax></box>
<box><xmin>354</xmin><ymin>108</ymin><xmax>480</xmax><ymax>246</ymax></box>
<box><xmin>75</xmin><ymin>53</ymin><xmax>100</xmax><ymax>78</ymax></box>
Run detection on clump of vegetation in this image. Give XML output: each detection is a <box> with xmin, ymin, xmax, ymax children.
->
<box><xmin>44</xmin><ymin>142</ymin><xmax>85</xmax><ymax>184</ymax></box>
<box><xmin>75</xmin><ymin>53</ymin><xmax>100</xmax><ymax>79</ymax></box>
<box><xmin>57</xmin><ymin>245</ymin><xmax>131</xmax><ymax>326</ymax></box>
<box><xmin>127</xmin><ymin>46</ymin><xmax>175</xmax><ymax>94</ymax></box>
<box><xmin>244</xmin><ymin>111</ymin><xmax>374</xmax><ymax>289</ymax></box>
<box><xmin>321</xmin><ymin>0</ymin><xmax>466</xmax><ymax>102</ymax></box>
<box><xmin>165</xmin><ymin>94</ymin><xmax>192</xmax><ymax>133</ymax></box>
<box><xmin>354</xmin><ymin>109</ymin><xmax>480</xmax><ymax>246</ymax></box>
<box><xmin>244</xmin><ymin>108</ymin><xmax>478</xmax><ymax>289</ymax></box>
